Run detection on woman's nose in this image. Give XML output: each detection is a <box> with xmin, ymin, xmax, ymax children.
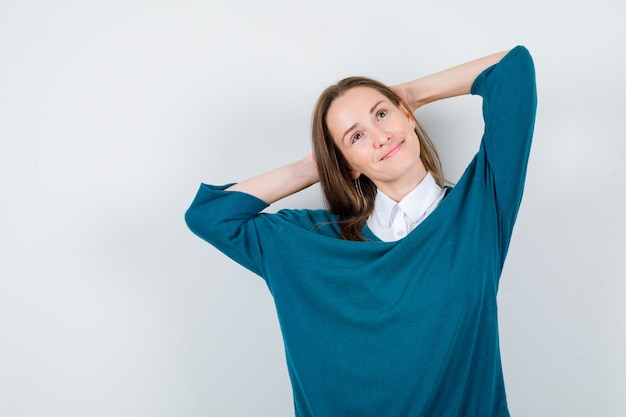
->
<box><xmin>373</xmin><ymin>127</ymin><xmax>390</xmax><ymax>147</ymax></box>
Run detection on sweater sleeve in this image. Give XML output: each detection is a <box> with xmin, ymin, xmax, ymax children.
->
<box><xmin>184</xmin><ymin>184</ymin><xmax>273</xmax><ymax>278</ymax></box>
<box><xmin>470</xmin><ymin>45</ymin><xmax>537</xmax><ymax>221</ymax></box>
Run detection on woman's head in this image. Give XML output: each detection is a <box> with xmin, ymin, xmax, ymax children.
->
<box><xmin>311</xmin><ymin>77</ymin><xmax>443</xmax><ymax>241</ymax></box>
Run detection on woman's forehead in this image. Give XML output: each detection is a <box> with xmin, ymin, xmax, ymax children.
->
<box><xmin>334</xmin><ymin>86</ymin><xmax>388</xmax><ymax>109</ymax></box>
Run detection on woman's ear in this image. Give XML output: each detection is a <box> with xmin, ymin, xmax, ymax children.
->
<box><xmin>349</xmin><ymin>168</ymin><xmax>361</xmax><ymax>179</ymax></box>
<box><xmin>406</xmin><ymin>114</ymin><xmax>416</xmax><ymax>130</ymax></box>
<box><xmin>400</xmin><ymin>101</ymin><xmax>416</xmax><ymax>129</ymax></box>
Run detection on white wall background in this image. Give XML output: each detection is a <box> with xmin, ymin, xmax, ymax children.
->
<box><xmin>1</xmin><ymin>1</ymin><xmax>624</xmax><ymax>416</ymax></box>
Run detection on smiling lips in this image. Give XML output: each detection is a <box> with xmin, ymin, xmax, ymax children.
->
<box><xmin>380</xmin><ymin>140</ymin><xmax>405</xmax><ymax>161</ymax></box>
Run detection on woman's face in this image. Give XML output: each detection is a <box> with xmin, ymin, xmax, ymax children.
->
<box><xmin>326</xmin><ymin>86</ymin><xmax>427</xmax><ymax>200</ymax></box>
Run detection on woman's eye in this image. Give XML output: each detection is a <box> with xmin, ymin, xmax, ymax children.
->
<box><xmin>351</xmin><ymin>132</ymin><xmax>362</xmax><ymax>143</ymax></box>
<box><xmin>377</xmin><ymin>110</ymin><xmax>387</xmax><ymax>120</ymax></box>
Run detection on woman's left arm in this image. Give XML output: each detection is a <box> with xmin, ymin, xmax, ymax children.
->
<box><xmin>391</xmin><ymin>49</ymin><xmax>510</xmax><ymax>111</ymax></box>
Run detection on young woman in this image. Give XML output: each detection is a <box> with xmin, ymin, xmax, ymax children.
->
<box><xmin>186</xmin><ymin>45</ymin><xmax>537</xmax><ymax>417</ymax></box>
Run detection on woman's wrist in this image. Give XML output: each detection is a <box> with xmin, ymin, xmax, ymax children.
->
<box><xmin>298</xmin><ymin>154</ymin><xmax>320</xmax><ymax>185</ymax></box>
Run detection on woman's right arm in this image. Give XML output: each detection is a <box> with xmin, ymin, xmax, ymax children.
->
<box><xmin>391</xmin><ymin>49</ymin><xmax>509</xmax><ymax>111</ymax></box>
<box><xmin>226</xmin><ymin>153</ymin><xmax>319</xmax><ymax>204</ymax></box>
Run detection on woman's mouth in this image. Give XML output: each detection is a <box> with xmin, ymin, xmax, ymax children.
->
<box><xmin>381</xmin><ymin>140</ymin><xmax>404</xmax><ymax>161</ymax></box>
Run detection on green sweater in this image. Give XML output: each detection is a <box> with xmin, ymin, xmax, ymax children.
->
<box><xmin>186</xmin><ymin>46</ymin><xmax>537</xmax><ymax>417</ymax></box>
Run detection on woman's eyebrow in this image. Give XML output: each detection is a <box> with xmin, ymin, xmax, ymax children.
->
<box><xmin>369</xmin><ymin>100</ymin><xmax>385</xmax><ymax>114</ymax></box>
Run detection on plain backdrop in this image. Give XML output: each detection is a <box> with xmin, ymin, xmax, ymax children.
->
<box><xmin>1</xmin><ymin>1</ymin><xmax>624</xmax><ymax>416</ymax></box>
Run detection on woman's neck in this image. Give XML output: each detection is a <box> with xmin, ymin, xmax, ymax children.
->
<box><xmin>374</xmin><ymin>164</ymin><xmax>429</xmax><ymax>203</ymax></box>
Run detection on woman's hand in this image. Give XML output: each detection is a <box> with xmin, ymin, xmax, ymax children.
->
<box><xmin>389</xmin><ymin>83</ymin><xmax>418</xmax><ymax>112</ymax></box>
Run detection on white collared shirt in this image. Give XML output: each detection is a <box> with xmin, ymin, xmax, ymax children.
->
<box><xmin>366</xmin><ymin>172</ymin><xmax>446</xmax><ymax>242</ymax></box>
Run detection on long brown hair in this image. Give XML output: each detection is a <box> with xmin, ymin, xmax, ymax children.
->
<box><xmin>311</xmin><ymin>76</ymin><xmax>444</xmax><ymax>241</ymax></box>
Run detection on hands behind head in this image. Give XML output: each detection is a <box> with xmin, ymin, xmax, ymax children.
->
<box><xmin>389</xmin><ymin>83</ymin><xmax>417</xmax><ymax>113</ymax></box>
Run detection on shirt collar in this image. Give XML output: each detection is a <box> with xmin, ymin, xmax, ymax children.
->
<box><xmin>372</xmin><ymin>172</ymin><xmax>444</xmax><ymax>227</ymax></box>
